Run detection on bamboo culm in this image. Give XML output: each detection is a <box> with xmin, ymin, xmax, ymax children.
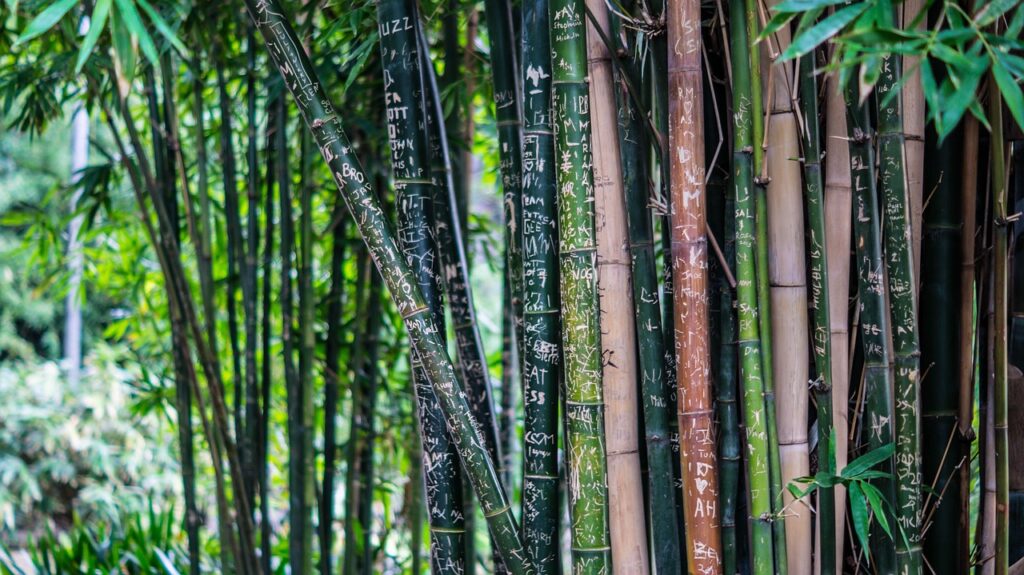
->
<box><xmin>520</xmin><ymin>0</ymin><xmax>562</xmax><ymax>569</ymax></box>
<box><xmin>548</xmin><ymin>0</ymin><xmax>612</xmax><ymax>569</ymax></box>
<box><xmin>242</xmin><ymin>2</ymin><xmax>536</xmax><ymax>572</ymax></box>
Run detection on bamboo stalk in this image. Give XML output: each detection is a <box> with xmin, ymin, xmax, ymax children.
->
<box><xmin>519</xmin><ymin>0</ymin><xmax>562</xmax><ymax>568</ymax></box>
<box><xmin>845</xmin><ymin>77</ymin><xmax>898</xmax><ymax>573</ymax></box>
<box><xmin>823</xmin><ymin>67</ymin><xmax>851</xmax><ymax>575</ymax></box>
<box><xmin>876</xmin><ymin>50</ymin><xmax>923</xmax><ymax>574</ymax></box>
<box><xmin>376</xmin><ymin>1</ymin><xmax>466</xmax><ymax>571</ymax></box>
<box><xmin>920</xmin><ymin>96</ymin><xmax>968</xmax><ymax>574</ymax></box>
<box><xmin>797</xmin><ymin>50</ymin><xmax>835</xmax><ymax>575</ymax></box>
<box><xmin>901</xmin><ymin>0</ymin><xmax>925</xmax><ymax>283</ymax></box>
<box><xmin>584</xmin><ymin>2</ymin><xmax>649</xmax><ymax>572</ymax></box>
<box><xmin>991</xmin><ymin>79</ymin><xmax>1010</xmax><ymax>575</ymax></box>
<box><xmin>548</xmin><ymin>0</ymin><xmax>612</xmax><ymax>568</ymax></box>
<box><xmin>343</xmin><ymin>252</ymin><xmax>371</xmax><ymax>575</ymax></box>
<box><xmin>668</xmin><ymin>0</ymin><xmax>723</xmax><ymax>571</ymax></box>
<box><xmin>615</xmin><ymin>11</ymin><xmax>682</xmax><ymax>573</ymax></box>
<box><xmin>243</xmin><ymin>2</ymin><xmax>532</xmax><ymax>571</ymax></box>
<box><xmin>958</xmin><ymin>115</ymin><xmax>979</xmax><ymax>575</ymax></box>
<box><xmin>243</xmin><ymin>23</ymin><xmax>261</xmax><ymax>515</ymax></box>
<box><xmin>731</xmin><ymin>2</ymin><xmax>776</xmax><ymax>571</ymax></box>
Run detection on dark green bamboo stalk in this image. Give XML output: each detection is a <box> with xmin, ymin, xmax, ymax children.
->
<box><xmin>322</xmin><ymin>200</ymin><xmax>348</xmax><ymax>575</ymax></box>
<box><xmin>359</xmin><ymin>267</ymin><xmax>383</xmax><ymax>573</ymax></box>
<box><xmin>744</xmin><ymin>4</ymin><xmax>787</xmax><ymax>569</ymax></box>
<box><xmin>613</xmin><ymin>12</ymin><xmax>680</xmax><ymax>573</ymax></box>
<box><xmin>731</xmin><ymin>2</ymin><xmax>775</xmax><ymax>572</ymax></box>
<box><xmin>519</xmin><ymin>0</ymin><xmax>561</xmax><ymax>569</ymax></box>
<box><xmin>214</xmin><ymin>45</ymin><xmax>246</xmax><ymax>449</ymax></box>
<box><xmin>189</xmin><ymin>47</ymin><xmax>218</xmax><ymax>361</ymax></box>
<box><xmin>377</xmin><ymin>1</ymin><xmax>465</xmax><ymax>571</ymax></box>
<box><xmin>296</xmin><ymin>119</ymin><xmax>316</xmax><ymax>575</ymax></box>
<box><xmin>876</xmin><ymin>52</ymin><xmax>923</xmax><ymax>574</ymax></box>
<box><xmin>242</xmin><ymin>23</ymin><xmax>261</xmax><ymax>513</ymax></box>
<box><xmin>244</xmin><ymin>3</ymin><xmax>532</xmax><ymax>571</ymax></box>
<box><xmin>845</xmin><ymin>77</ymin><xmax>898</xmax><ymax>573</ymax></box>
<box><xmin>548</xmin><ymin>0</ymin><xmax>611</xmax><ymax>570</ymax></box>
<box><xmin>797</xmin><ymin>52</ymin><xmax>835</xmax><ymax>575</ymax></box>
<box><xmin>259</xmin><ymin>92</ymin><xmax>280</xmax><ymax>575</ymax></box>
<box><xmin>500</xmin><ymin>259</ymin><xmax>517</xmax><ymax>496</ymax></box>
<box><xmin>483</xmin><ymin>0</ymin><xmax>526</xmax><ymax>359</ymax></box>
<box><xmin>991</xmin><ymin>80</ymin><xmax>1009</xmax><ymax>575</ymax></box>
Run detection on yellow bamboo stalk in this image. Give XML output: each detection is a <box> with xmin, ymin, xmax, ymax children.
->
<box><xmin>822</xmin><ymin>70</ymin><xmax>850</xmax><ymax>575</ymax></box>
<box><xmin>901</xmin><ymin>0</ymin><xmax>925</xmax><ymax>284</ymax></box>
<box><xmin>584</xmin><ymin>1</ymin><xmax>650</xmax><ymax>572</ymax></box>
<box><xmin>762</xmin><ymin>8</ymin><xmax>811</xmax><ymax>573</ymax></box>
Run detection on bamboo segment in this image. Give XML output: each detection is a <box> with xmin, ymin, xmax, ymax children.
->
<box><xmin>668</xmin><ymin>0</ymin><xmax>722</xmax><ymax>572</ymax></box>
<box><xmin>901</xmin><ymin>0</ymin><xmax>925</xmax><ymax>284</ymax></box>
<box><xmin>797</xmin><ymin>51</ymin><xmax>835</xmax><ymax>575</ymax></box>
<box><xmin>242</xmin><ymin>2</ymin><xmax>532</xmax><ymax>572</ymax></box>
<box><xmin>823</xmin><ymin>71</ymin><xmax>851</xmax><ymax>575</ymax></box>
<box><xmin>876</xmin><ymin>53</ymin><xmax>923</xmax><ymax>574</ymax></box>
<box><xmin>920</xmin><ymin>98</ymin><xmax>967</xmax><ymax>573</ymax></box>
<box><xmin>991</xmin><ymin>82</ymin><xmax>1010</xmax><ymax>575</ymax></box>
<box><xmin>548</xmin><ymin>0</ymin><xmax>612</xmax><ymax>571</ymax></box>
<box><xmin>616</xmin><ymin>12</ymin><xmax>682</xmax><ymax>574</ymax></box>
<box><xmin>761</xmin><ymin>9</ymin><xmax>811</xmax><ymax>572</ymax></box>
<box><xmin>520</xmin><ymin>0</ymin><xmax>562</xmax><ymax>569</ymax></box>
<box><xmin>376</xmin><ymin>1</ymin><xmax>466</xmax><ymax>571</ymax></box>
<box><xmin>584</xmin><ymin>2</ymin><xmax>650</xmax><ymax>573</ymax></box>
<box><xmin>845</xmin><ymin>78</ymin><xmax>898</xmax><ymax>573</ymax></box>
<box><xmin>730</xmin><ymin>2</ymin><xmax>776</xmax><ymax>572</ymax></box>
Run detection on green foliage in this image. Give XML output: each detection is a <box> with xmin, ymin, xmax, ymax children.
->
<box><xmin>762</xmin><ymin>0</ymin><xmax>1024</xmax><ymax>139</ymax></box>
<box><xmin>0</xmin><ymin>344</ymin><xmax>181</xmax><ymax>539</ymax></box>
<box><xmin>786</xmin><ymin>440</ymin><xmax>901</xmax><ymax>564</ymax></box>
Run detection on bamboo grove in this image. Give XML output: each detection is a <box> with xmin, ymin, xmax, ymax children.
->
<box><xmin>5</xmin><ymin>0</ymin><xmax>1024</xmax><ymax>573</ymax></box>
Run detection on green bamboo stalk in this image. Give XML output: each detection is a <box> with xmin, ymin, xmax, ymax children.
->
<box><xmin>322</xmin><ymin>200</ymin><xmax>348</xmax><ymax>575</ymax></box>
<box><xmin>797</xmin><ymin>51</ymin><xmax>835</xmax><ymax>575</ymax></box>
<box><xmin>614</xmin><ymin>13</ymin><xmax>680</xmax><ymax>574</ymax></box>
<box><xmin>483</xmin><ymin>0</ymin><xmax>526</xmax><ymax>360</ymax></box>
<box><xmin>991</xmin><ymin>79</ymin><xmax>1009</xmax><ymax>575</ymax></box>
<box><xmin>189</xmin><ymin>48</ymin><xmax>218</xmax><ymax>362</ymax></box>
<box><xmin>359</xmin><ymin>266</ymin><xmax>383</xmax><ymax>573</ymax></box>
<box><xmin>376</xmin><ymin>1</ymin><xmax>467</xmax><ymax>571</ymax></box>
<box><xmin>242</xmin><ymin>22</ymin><xmax>261</xmax><ymax>514</ymax></box>
<box><xmin>731</xmin><ymin>2</ymin><xmax>776</xmax><ymax>571</ymax></box>
<box><xmin>548</xmin><ymin>0</ymin><xmax>611</xmax><ymax>570</ymax></box>
<box><xmin>876</xmin><ymin>51</ymin><xmax>923</xmax><ymax>574</ymax></box>
<box><xmin>245</xmin><ymin>3</ymin><xmax>533</xmax><ymax>571</ymax></box>
<box><xmin>744</xmin><ymin>5</ymin><xmax>788</xmax><ymax>570</ymax></box>
<box><xmin>297</xmin><ymin>119</ymin><xmax>316</xmax><ymax>575</ymax></box>
<box><xmin>519</xmin><ymin>0</ymin><xmax>562</xmax><ymax>568</ymax></box>
<box><xmin>500</xmin><ymin>258</ymin><xmax>517</xmax><ymax>496</ymax></box>
<box><xmin>845</xmin><ymin>77</ymin><xmax>898</xmax><ymax>574</ymax></box>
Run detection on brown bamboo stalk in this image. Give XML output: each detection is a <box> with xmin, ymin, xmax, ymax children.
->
<box><xmin>668</xmin><ymin>0</ymin><xmax>723</xmax><ymax>571</ymax></box>
<box><xmin>822</xmin><ymin>69</ymin><xmax>850</xmax><ymax>575</ymax></box>
<box><xmin>959</xmin><ymin>114</ymin><xmax>979</xmax><ymax>575</ymax></box>
<box><xmin>762</xmin><ymin>9</ymin><xmax>811</xmax><ymax>573</ymax></box>
<box><xmin>901</xmin><ymin>0</ymin><xmax>925</xmax><ymax>283</ymax></box>
<box><xmin>584</xmin><ymin>1</ymin><xmax>650</xmax><ymax>572</ymax></box>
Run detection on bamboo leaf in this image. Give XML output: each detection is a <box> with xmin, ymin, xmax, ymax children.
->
<box><xmin>761</xmin><ymin>11</ymin><xmax>798</xmax><ymax>39</ymax></box>
<box><xmin>76</xmin><ymin>0</ymin><xmax>113</xmax><ymax>73</ymax></box>
<box><xmin>135</xmin><ymin>0</ymin><xmax>187</xmax><ymax>55</ymax></box>
<box><xmin>841</xmin><ymin>443</ymin><xmax>895</xmax><ymax>479</ymax></box>
<box><xmin>992</xmin><ymin>53</ymin><xmax>1024</xmax><ymax>130</ymax></box>
<box><xmin>114</xmin><ymin>0</ymin><xmax>159</xmax><ymax>66</ymax></box>
<box><xmin>15</xmin><ymin>0</ymin><xmax>78</xmax><ymax>45</ymax></box>
<box><xmin>110</xmin><ymin>7</ymin><xmax>136</xmax><ymax>91</ymax></box>
<box><xmin>782</xmin><ymin>2</ymin><xmax>869</xmax><ymax>61</ymax></box>
<box><xmin>772</xmin><ymin>0</ymin><xmax>848</xmax><ymax>12</ymax></box>
<box><xmin>860</xmin><ymin>481</ymin><xmax>893</xmax><ymax>540</ymax></box>
<box><xmin>975</xmin><ymin>0</ymin><xmax>1019</xmax><ymax>27</ymax></box>
<box><xmin>849</xmin><ymin>481</ymin><xmax>872</xmax><ymax>563</ymax></box>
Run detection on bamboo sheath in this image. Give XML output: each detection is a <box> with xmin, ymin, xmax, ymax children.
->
<box><xmin>548</xmin><ymin>0</ymin><xmax>612</xmax><ymax>570</ymax></box>
<box><xmin>760</xmin><ymin>9</ymin><xmax>812</xmax><ymax>573</ymax></box>
<box><xmin>823</xmin><ymin>71</ymin><xmax>851</xmax><ymax>575</ymax></box>
<box><xmin>668</xmin><ymin>0</ymin><xmax>723</xmax><ymax>572</ymax></box>
<box><xmin>242</xmin><ymin>2</ymin><xmax>533</xmax><ymax>572</ymax></box>
<box><xmin>584</xmin><ymin>2</ymin><xmax>650</xmax><ymax>572</ymax></box>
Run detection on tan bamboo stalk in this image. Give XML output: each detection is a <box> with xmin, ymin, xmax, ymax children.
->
<box><xmin>822</xmin><ymin>70</ymin><xmax>850</xmax><ymax>575</ymax></box>
<box><xmin>958</xmin><ymin>115</ymin><xmax>980</xmax><ymax>575</ymax></box>
<box><xmin>762</xmin><ymin>8</ymin><xmax>811</xmax><ymax>573</ymax></box>
<box><xmin>668</xmin><ymin>0</ymin><xmax>723</xmax><ymax>571</ymax></box>
<box><xmin>584</xmin><ymin>2</ymin><xmax>650</xmax><ymax>573</ymax></box>
<box><xmin>901</xmin><ymin>0</ymin><xmax>925</xmax><ymax>282</ymax></box>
